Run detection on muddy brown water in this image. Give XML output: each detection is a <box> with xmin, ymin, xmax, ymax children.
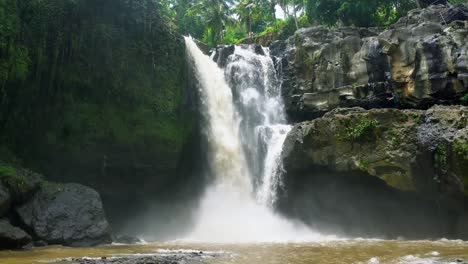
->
<box><xmin>1</xmin><ymin>240</ymin><xmax>468</xmax><ymax>264</ymax></box>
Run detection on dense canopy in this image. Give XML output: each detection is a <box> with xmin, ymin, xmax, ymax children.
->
<box><xmin>157</xmin><ymin>0</ymin><xmax>464</xmax><ymax>46</ymax></box>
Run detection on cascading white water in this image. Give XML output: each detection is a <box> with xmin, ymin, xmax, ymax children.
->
<box><xmin>223</xmin><ymin>45</ymin><xmax>292</xmax><ymax>207</ymax></box>
<box><xmin>184</xmin><ymin>37</ymin><xmax>328</xmax><ymax>242</ymax></box>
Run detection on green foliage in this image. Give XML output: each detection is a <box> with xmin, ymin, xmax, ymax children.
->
<box><xmin>0</xmin><ymin>0</ymin><xmax>30</xmax><ymax>85</ymax></box>
<box><xmin>306</xmin><ymin>0</ymin><xmax>417</xmax><ymax>27</ymax></box>
<box><xmin>387</xmin><ymin>130</ymin><xmax>402</xmax><ymax>148</ymax></box>
<box><xmin>341</xmin><ymin>118</ymin><xmax>380</xmax><ymax>142</ymax></box>
<box><xmin>460</xmin><ymin>93</ymin><xmax>468</xmax><ymax>106</ymax></box>
<box><xmin>356</xmin><ymin>159</ymin><xmax>370</xmax><ymax>171</ymax></box>
<box><xmin>236</xmin><ymin>0</ymin><xmax>275</xmax><ymax>33</ymax></box>
<box><xmin>454</xmin><ymin>139</ymin><xmax>468</xmax><ymax>161</ymax></box>
<box><xmin>224</xmin><ymin>24</ymin><xmax>248</xmax><ymax>44</ymax></box>
<box><xmin>0</xmin><ymin>164</ymin><xmax>26</xmax><ymax>193</ymax></box>
<box><xmin>0</xmin><ymin>0</ymin><xmax>195</xmax><ymax>175</ymax></box>
<box><xmin>434</xmin><ymin>144</ymin><xmax>448</xmax><ymax>175</ymax></box>
<box><xmin>256</xmin><ymin>16</ymin><xmax>309</xmax><ymax>41</ymax></box>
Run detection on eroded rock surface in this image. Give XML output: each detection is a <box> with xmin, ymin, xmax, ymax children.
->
<box><xmin>279</xmin><ymin>105</ymin><xmax>468</xmax><ymax>239</ymax></box>
<box><xmin>283</xmin><ymin>105</ymin><xmax>468</xmax><ymax>196</ymax></box>
<box><xmin>270</xmin><ymin>4</ymin><xmax>468</xmax><ymax>120</ymax></box>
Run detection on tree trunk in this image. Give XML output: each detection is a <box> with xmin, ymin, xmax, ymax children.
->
<box><xmin>293</xmin><ymin>4</ymin><xmax>299</xmax><ymax>30</ymax></box>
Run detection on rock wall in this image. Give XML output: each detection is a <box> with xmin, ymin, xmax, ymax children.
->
<box><xmin>270</xmin><ymin>4</ymin><xmax>468</xmax><ymax>120</ymax></box>
<box><xmin>280</xmin><ymin>105</ymin><xmax>468</xmax><ymax>239</ymax></box>
<box><xmin>273</xmin><ymin>4</ymin><xmax>468</xmax><ymax>239</ymax></box>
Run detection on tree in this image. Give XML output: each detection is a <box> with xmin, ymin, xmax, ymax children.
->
<box><xmin>278</xmin><ymin>0</ymin><xmax>305</xmax><ymax>29</ymax></box>
<box><xmin>236</xmin><ymin>0</ymin><xmax>275</xmax><ymax>33</ymax></box>
<box><xmin>169</xmin><ymin>0</ymin><xmax>205</xmax><ymax>39</ymax></box>
<box><xmin>306</xmin><ymin>0</ymin><xmax>417</xmax><ymax>27</ymax></box>
<box><xmin>190</xmin><ymin>0</ymin><xmax>234</xmax><ymax>46</ymax></box>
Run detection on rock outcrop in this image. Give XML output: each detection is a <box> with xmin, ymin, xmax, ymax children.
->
<box><xmin>0</xmin><ymin>164</ymin><xmax>112</xmax><ymax>248</ymax></box>
<box><xmin>270</xmin><ymin>4</ymin><xmax>468</xmax><ymax>120</ymax></box>
<box><xmin>280</xmin><ymin>105</ymin><xmax>468</xmax><ymax>239</ymax></box>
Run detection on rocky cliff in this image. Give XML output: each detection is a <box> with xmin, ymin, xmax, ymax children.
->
<box><xmin>273</xmin><ymin>4</ymin><xmax>468</xmax><ymax>239</ymax></box>
<box><xmin>270</xmin><ymin>4</ymin><xmax>468</xmax><ymax>120</ymax></box>
<box><xmin>280</xmin><ymin>105</ymin><xmax>468</xmax><ymax>238</ymax></box>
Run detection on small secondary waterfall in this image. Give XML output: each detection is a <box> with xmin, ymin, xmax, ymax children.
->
<box><xmin>184</xmin><ymin>37</ymin><xmax>325</xmax><ymax>242</ymax></box>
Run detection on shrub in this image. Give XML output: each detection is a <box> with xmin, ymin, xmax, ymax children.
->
<box><xmin>454</xmin><ymin>139</ymin><xmax>468</xmax><ymax>160</ymax></box>
<box><xmin>0</xmin><ymin>164</ymin><xmax>26</xmax><ymax>193</ymax></box>
<box><xmin>342</xmin><ymin>118</ymin><xmax>380</xmax><ymax>142</ymax></box>
<box><xmin>434</xmin><ymin>144</ymin><xmax>448</xmax><ymax>175</ymax></box>
<box><xmin>460</xmin><ymin>93</ymin><xmax>468</xmax><ymax>106</ymax></box>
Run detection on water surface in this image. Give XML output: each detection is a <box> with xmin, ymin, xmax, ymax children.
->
<box><xmin>2</xmin><ymin>240</ymin><xmax>468</xmax><ymax>264</ymax></box>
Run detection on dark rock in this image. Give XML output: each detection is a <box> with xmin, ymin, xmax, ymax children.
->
<box><xmin>194</xmin><ymin>39</ymin><xmax>210</xmax><ymax>55</ymax></box>
<box><xmin>16</xmin><ymin>183</ymin><xmax>112</xmax><ymax>247</ymax></box>
<box><xmin>280</xmin><ymin>105</ymin><xmax>468</xmax><ymax>239</ymax></box>
<box><xmin>283</xmin><ymin>105</ymin><xmax>468</xmax><ymax>195</ymax></box>
<box><xmin>0</xmin><ymin>218</ymin><xmax>32</xmax><ymax>249</ymax></box>
<box><xmin>62</xmin><ymin>251</ymin><xmax>222</xmax><ymax>264</ymax></box>
<box><xmin>0</xmin><ymin>183</ymin><xmax>11</xmax><ymax>217</ymax></box>
<box><xmin>212</xmin><ymin>45</ymin><xmax>235</xmax><ymax>67</ymax></box>
<box><xmin>213</xmin><ymin>44</ymin><xmax>268</xmax><ymax>67</ymax></box>
<box><xmin>12</xmin><ymin>168</ymin><xmax>43</xmax><ymax>203</ymax></box>
<box><xmin>114</xmin><ymin>235</ymin><xmax>142</xmax><ymax>244</ymax></box>
<box><xmin>33</xmin><ymin>240</ymin><xmax>48</xmax><ymax>247</ymax></box>
<box><xmin>273</xmin><ymin>5</ymin><xmax>468</xmax><ymax>121</ymax></box>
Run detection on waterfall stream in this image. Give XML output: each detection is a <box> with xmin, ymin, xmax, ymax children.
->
<box><xmin>223</xmin><ymin>45</ymin><xmax>292</xmax><ymax>207</ymax></box>
<box><xmin>184</xmin><ymin>37</ymin><xmax>325</xmax><ymax>242</ymax></box>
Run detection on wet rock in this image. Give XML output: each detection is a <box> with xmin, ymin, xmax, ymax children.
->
<box><xmin>272</xmin><ymin>5</ymin><xmax>468</xmax><ymax>120</ymax></box>
<box><xmin>282</xmin><ymin>105</ymin><xmax>468</xmax><ymax>196</ymax></box>
<box><xmin>16</xmin><ymin>183</ymin><xmax>112</xmax><ymax>247</ymax></box>
<box><xmin>64</xmin><ymin>251</ymin><xmax>220</xmax><ymax>264</ymax></box>
<box><xmin>113</xmin><ymin>235</ymin><xmax>142</xmax><ymax>244</ymax></box>
<box><xmin>33</xmin><ymin>240</ymin><xmax>48</xmax><ymax>247</ymax></box>
<box><xmin>280</xmin><ymin>105</ymin><xmax>468</xmax><ymax>238</ymax></box>
<box><xmin>0</xmin><ymin>218</ymin><xmax>32</xmax><ymax>249</ymax></box>
<box><xmin>0</xmin><ymin>183</ymin><xmax>11</xmax><ymax>217</ymax></box>
<box><xmin>212</xmin><ymin>45</ymin><xmax>235</xmax><ymax>67</ymax></box>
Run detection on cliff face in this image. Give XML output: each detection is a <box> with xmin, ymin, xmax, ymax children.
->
<box><xmin>0</xmin><ymin>0</ymin><xmax>202</xmax><ymax>231</ymax></box>
<box><xmin>270</xmin><ymin>4</ymin><xmax>468</xmax><ymax>120</ymax></box>
<box><xmin>275</xmin><ymin>4</ymin><xmax>468</xmax><ymax>239</ymax></box>
<box><xmin>280</xmin><ymin>105</ymin><xmax>468</xmax><ymax>238</ymax></box>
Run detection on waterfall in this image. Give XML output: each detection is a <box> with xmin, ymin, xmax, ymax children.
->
<box><xmin>184</xmin><ymin>37</ymin><xmax>325</xmax><ymax>243</ymax></box>
<box><xmin>223</xmin><ymin>45</ymin><xmax>292</xmax><ymax>207</ymax></box>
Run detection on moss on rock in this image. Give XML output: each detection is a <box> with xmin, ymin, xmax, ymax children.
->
<box><xmin>283</xmin><ymin>105</ymin><xmax>468</xmax><ymax>198</ymax></box>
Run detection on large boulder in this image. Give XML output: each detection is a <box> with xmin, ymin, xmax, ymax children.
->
<box><xmin>16</xmin><ymin>183</ymin><xmax>112</xmax><ymax>247</ymax></box>
<box><xmin>271</xmin><ymin>4</ymin><xmax>468</xmax><ymax>120</ymax></box>
<box><xmin>283</xmin><ymin>105</ymin><xmax>468</xmax><ymax>196</ymax></box>
<box><xmin>0</xmin><ymin>219</ymin><xmax>31</xmax><ymax>249</ymax></box>
<box><xmin>279</xmin><ymin>105</ymin><xmax>468</xmax><ymax>238</ymax></box>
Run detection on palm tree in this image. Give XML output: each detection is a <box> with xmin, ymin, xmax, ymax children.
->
<box><xmin>190</xmin><ymin>0</ymin><xmax>235</xmax><ymax>45</ymax></box>
<box><xmin>236</xmin><ymin>0</ymin><xmax>256</xmax><ymax>33</ymax></box>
